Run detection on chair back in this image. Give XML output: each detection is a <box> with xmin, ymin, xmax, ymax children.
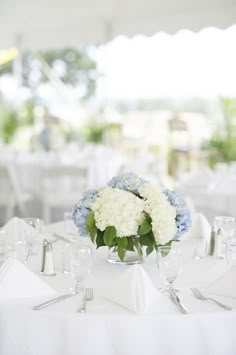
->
<box><xmin>0</xmin><ymin>165</ymin><xmax>13</xmax><ymax>203</ymax></box>
<box><xmin>41</xmin><ymin>164</ymin><xmax>88</xmax><ymax>204</ymax></box>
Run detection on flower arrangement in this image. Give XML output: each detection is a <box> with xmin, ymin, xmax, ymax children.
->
<box><xmin>73</xmin><ymin>172</ymin><xmax>191</xmax><ymax>261</ymax></box>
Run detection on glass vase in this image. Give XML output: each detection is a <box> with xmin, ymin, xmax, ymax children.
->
<box><xmin>107</xmin><ymin>246</ymin><xmax>144</xmax><ymax>265</ymax></box>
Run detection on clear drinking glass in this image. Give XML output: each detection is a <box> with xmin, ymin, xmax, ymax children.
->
<box><xmin>225</xmin><ymin>239</ymin><xmax>236</xmax><ymax>270</ymax></box>
<box><xmin>23</xmin><ymin>217</ymin><xmax>43</xmax><ymax>254</ymax></box>
<box><xmin>70</xmin><ymin>245</ymin><xmax>93</xmax><ymax>293</ymax></box>
<box><xmin>214</xmin><ymin>216</ymin><xmax>235</xmax><ymax>258</ymax></box>
<box><xmin>0</xmin><ymin>229</ymin><xmax>8</xmax><ymax>265</ymax></box>
<box><xmin>13</xmin><ymin>240</ymin><xmax>29</xmax><ymax>264</ymax></box>
<box><xmin>156</xmin><ymin>246</ymin><xmax>183</xmax><ymax>293</ymax></box>
<box><xmin>214</xmin><ymin>216</ymin><xmax>235</xmax><ymax>241</ymax></box>
<box><xmin>64</xmin><ymin>211</ymin><xmax>78</xmax><ymax>242</ymax></box>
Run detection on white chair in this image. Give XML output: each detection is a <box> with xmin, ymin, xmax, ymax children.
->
<box><xmin>40</xmin><ymin>165</ymin><xmax>88</xmax><ymax>223</ymax></box>
<box><xmin>7</xmin><ymin>163</ymin><xmax>33</xmax><ymax>217</ymax></box>
<box><xmin>0</xmin><ymin>165</ymin><xmax>16</xmax><ymax>222</ymax></box>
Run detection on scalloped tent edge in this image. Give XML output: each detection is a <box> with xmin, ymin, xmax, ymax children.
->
<box><xmin>0</xmin><ymin>0</ymin><xmax>236</xmax><ymax>49</ymax></box>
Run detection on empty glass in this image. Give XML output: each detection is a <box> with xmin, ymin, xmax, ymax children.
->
<box><xmin>214</xmin><ymin>216</ymin><xmax>235</xmax><ymax>241</ymax></box>
<box><xmin>0</xmin><ymin>229</ymin><xmax>8</xmax><ymax>265</ymax></box>
<box><xmin>64</xmin><ymin>211</ymin><xmax>78</xmax><ymax>242</ymax></box>
<box><xmin>156</xmin><ymin>246</ymin><xmax>182</xmax><ymax>293</ymax></box>
<box><xmin>214</xmin><ymin>216</ymin><xmax>235</xmax><ymax>258</ymax></box>
<box><xmin>23</xmin><ymin>217</ymin><xmax>43</xmax><ymax>253</ymax></box>
<box><xmin>13</xmin><ymin>240</ymin><xmax>29</xmax><ymax>264</ymax></box>
<box><xmin>70</xmin><ymin>245</ymin><xmax>93</xmax><ymax>293</ymax></box>
<box><xmin>225</xmin><ymin>240</ymin><xmax>236</xmax><ymax>270</ymax></box>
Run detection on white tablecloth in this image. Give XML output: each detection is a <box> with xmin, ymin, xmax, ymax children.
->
<box><xmin>0</xmin><ymin>222</ymin><xmax>236</xmax><ymax>355</ymax></box>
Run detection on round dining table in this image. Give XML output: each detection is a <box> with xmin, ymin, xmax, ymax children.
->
<box><xmin>0</xmin><ymin>221</ymin><xmax>235</xmax><ymax>355</ymax></box>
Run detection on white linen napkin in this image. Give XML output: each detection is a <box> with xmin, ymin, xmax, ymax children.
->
<box><xmin>0</xmin><ymin>258</ymin><xmax>57</xmax><ymax>301</ymax></box>
<box><xmin>188</xmin><ymin>213</ymin><xmax>211</xmax><ymax>241</ymax></box>
<box><xmin>204</xmin><ymin>266</ymin><xmax>236</xmax><ymax>299</ymax></box>
<box><xmin>3</xmin><ymin>216</ymin><xmax>39</xmax><ymax>242</ymax></box>
<box><xmin>187</xmin><ymin>212</ymin><xmax>211</xmax><ymax>257</ymax></box>
<box><xmin>104</xmin><ymin>264</ymin><xmax>160</xmax><ymax>314</ymax></box>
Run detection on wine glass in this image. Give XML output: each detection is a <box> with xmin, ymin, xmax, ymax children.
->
<box><xmin>13</xmin><ymin>240</ymin><xmax>29</xmax><ymax>264</ymax></box>
<box><xmin>70</xmin><ymin>245</ymin><xmax>93</xmax><ymax>294</ymax></box>
<box><xmin>64</xmin><ymin>211</ymin><xmax>78</xmax><ymax>242</ymax></box>
<box><xmin>214</xmin><ymin>216</ymin><xmax>235</xmax><ymax>241</ymax></box>
<box><xmin>214</xmin><ymin>216</ymin><xmax>235</xmax><ymax>258</ymax></box>
<box><xmin>156</xmin><ymin>246</ymin><xmax>182</xmax><ymax>293</ymax></box>
<box><xmin>23</xmin><ymin>217</ymin><xmax>43</xmax><ymax>254</ymax></box>
<box><xmin>0</xmin><ymin>228</ymin><xmax>8</xmax><ymax>265</ymax></box>
<box><xmin>226</xmin><ymin>240</ymin><xmax>236</xmax><ymax>270</ymax></box>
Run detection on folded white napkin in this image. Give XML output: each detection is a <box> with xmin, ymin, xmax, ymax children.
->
<box><xmin>0</xmin><ymin>258</ymin><xmax>57</xmax><ymax>301</ymax></box>
<box><xmin>3</xmin><ymin>217</ymin><xmax>39</xmax><ymax>242</ymax></box>
<box><xmin>187</xmin><ymin>213</ymin><xmax>211</xmax><ymax>257</ymax></box>
<box><xmin>104</xmin><ymin>264</ymin><xmax>160</xmax><ymax>314</ymax></box>
<box><xmin>186</xmin><ymin>213</ymin><xmax>211</xmax><ymax>257</ymax></box>
<box><xmin>188</xmin><ymin>213</ymin><xmax>211</xmax><ymax>241</ymax></box>
<box><xmin>204</xmin><ymin>266</ymin><xmax>236</xmax><ymax>299</ymax></box>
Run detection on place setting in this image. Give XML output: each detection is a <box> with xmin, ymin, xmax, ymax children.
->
<box><xmin>0</xmin><ymin>172</ymin><xmax>236</xmax><ymax>318</ymax></box>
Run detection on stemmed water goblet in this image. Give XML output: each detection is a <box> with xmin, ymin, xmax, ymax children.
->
<box><xmin>70</xmin><ymin>245</ymin><xmax>93</xmax><ymax>294</ymax></box>
<box><xmin>64</xmin><ymin>211</ymin><xmax>78</xmax><ymax>242</ymax></box>
<box><xmin>214</xmin><ymin>216</ymin><xmax>235</xmax><ymax>260</ymax></box>
<box><xmin>23</xmin><ymin>217</ymin><xmax>43</xmax><ymax>254</ymax></box>
<box><xmin>156</xmin><ymin>246</ymin><xmax>183</xmax><ymax>294</ymax></box>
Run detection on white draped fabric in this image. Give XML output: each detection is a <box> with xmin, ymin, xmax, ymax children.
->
<box><xmin>0</xmin><ymin>221</ymin><xmax>235</xmax><ymax>355</ymax></box>
<box><xmin>0</xmin><ymin>0</ymin><xmax>236</xmax><ymax>49</ymax></box>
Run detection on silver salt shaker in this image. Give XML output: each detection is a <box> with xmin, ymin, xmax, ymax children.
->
<box><xmin>41</xmin><ymin>239</ymin><xmax>56</xmax><ymax>276</ymax></box>
<box><xmin>208</xmin><ymin>226</ymin><xmax>217</xmax><ymax>256</ymax></box>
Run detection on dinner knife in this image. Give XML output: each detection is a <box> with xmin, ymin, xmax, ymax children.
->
<box><xmin>33</xmin><ymin>292</ymin><xmax>77</xmax><ymax>310</ymax></box>
<box><xmin>170</xmin><ymin>292</ymin><xmax>188</xmax><ymax>314</ymax></box>
<box><xmin>53</xmin><ymin>233</ymin><xmax>72</xmax><ymax>243</ymax></box>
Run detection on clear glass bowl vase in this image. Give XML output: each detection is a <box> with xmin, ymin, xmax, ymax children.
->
<box><xmin>107</xmin><ymin>246</ymin><xmax>144</xmax><ymax>265</ymax></box>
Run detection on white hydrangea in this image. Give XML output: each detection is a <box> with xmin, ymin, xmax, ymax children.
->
<box><xmin>139</xmin><ymin>183</ymin><xmax>177</xmax><ymax>245</ymax></box>
<box><xmin>91</xmin><ymin>187</ymin><xmax>144</xmax><ymax>237</ymax></box>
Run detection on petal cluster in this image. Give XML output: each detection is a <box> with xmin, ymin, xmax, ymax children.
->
<box><xmin>72</xmin><ymin>189</ymin><xmax>99</xmax><ymax>236</ymax></box>
<box><xmin>139</xmin><ymin>183</ymin><xmax>177</xmax><ymax>244</ymax></box>
<box><xmin>163</xmin><ymin>189</ymin><xmax>192</xmax><ymax>240</ymax></box>
<box><xmin>108</xmin><ymin>172</ymin><xmax>147</xmax><ymax>194</ymax></box>
<box><xmin>91</xmin><ymin>187</ymin><xmax>144</xmax><ymax>237</ymax></box>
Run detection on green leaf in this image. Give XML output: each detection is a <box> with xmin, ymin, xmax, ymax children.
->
<box><xmin>86</xmin><ymin>213</ymin><xmax>95</xmax><ymax>232</ymax></box>
<box><xmin>90</xmin><ymin>229</ymin><xmax>96</xmax><ymax>243</ymax></box>
<box><xmin>157</xmin><ymin>241</ymin><xmax>172</xmax><ymax>256</ymax></box>
<box><xmin>133</xmin><ymin>240</ymin><xmax>143</xmax><ymax>256</ymax></box>
<box><xmin>138</xmin><ymin>218</ymin><xmax>152</xmax><ymax>235</ymax></box>
<box><xmin>118</xmin><ymin>237</ymin><xmax>128</xmax><ymax>249</ymax></box>
<box><xmin>118</xmin><ymin>246</ymin><xmax>126</xmax><ymax>261</ymax></box>
<box><xmin>103</xmin><ymin>226</ymin><xmax>116</xmax><ymax>246</ymax></box>
<box><xmin>126</xmin><ymin>237</ymin><xmax>135</xmax><ymax>251</ymax></box>
<box><xmin>146</xmin><ymin>244</ymin><xmax>154</xmax><ymax>256</ymax></box>
<box><xmin>96</xmin><ymin>230</ymin><xmax>105</xmax><ymax>248</ymax></box>
<box><xmin>139</xmin><ymin>234</ymin><xmax>152</xmax><ymax>246</ymax></box>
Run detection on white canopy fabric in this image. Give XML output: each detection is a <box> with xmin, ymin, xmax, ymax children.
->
<box><xmin>0</xmin><ymin>0</ymin><xmax>236</xmax><ymax>49</ymax></box>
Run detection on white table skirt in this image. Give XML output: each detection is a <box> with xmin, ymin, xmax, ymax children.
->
<box><xmin>0</xmin><ymin>222</ymin><xmax>236</xmax><ymax>355</ymax></box>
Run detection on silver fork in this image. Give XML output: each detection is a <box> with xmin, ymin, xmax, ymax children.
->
<box><xmin>77</xmin><ymin>288</ymin><xmax>93</xmax><ymax>313</ymax></box>
<box><xmin>191</xmin><ymin>288</ymin><xmax>234</xmax><ymax>311</ymax></box>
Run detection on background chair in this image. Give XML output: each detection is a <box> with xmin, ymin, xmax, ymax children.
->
<box><xmin>40</xmin><ymin>165</ymin><xmax>88</xmax><ymax>223</ymax></box>
<box><xmin>0</xmin><ymin>165</ymin><xmax>16</xmax><ymax>223</ymax></box>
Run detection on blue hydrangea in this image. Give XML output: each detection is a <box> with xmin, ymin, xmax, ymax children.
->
<box><xmin>72</xmin><ymin>189</ymin><xmax>99</xmax><ymax>237</ymax></box>
<box><xmin>163</xmin><ymin>189</ymin><xmax>191</xmax><ymax>241</ymax></box>
<box><xmin>108</xmin><ymin>172</ymin><xmax>147</xmax><ymax>194</ymax></box>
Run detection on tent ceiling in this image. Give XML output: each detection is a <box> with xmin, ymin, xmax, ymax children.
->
<box><xmin>0</xmin><ymin>0</ymin><xmax>236</xmax><ymax>49</ymax></box>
